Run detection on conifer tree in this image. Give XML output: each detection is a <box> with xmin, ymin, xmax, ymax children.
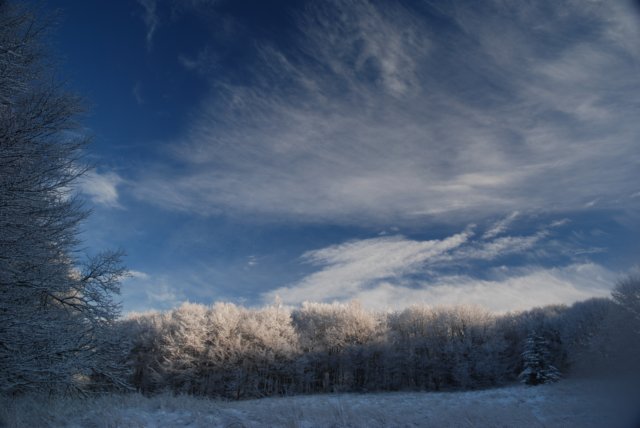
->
<box><xmin>519</xmin><ymin>332</ymin><xmax>561</xmax><ymax>385</ymax></box>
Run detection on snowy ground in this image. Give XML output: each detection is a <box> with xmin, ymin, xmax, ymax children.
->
<box><xmin>2</xmin><ymin>379</ymin><xmax>638</xmax><ymax>427</ymax></box>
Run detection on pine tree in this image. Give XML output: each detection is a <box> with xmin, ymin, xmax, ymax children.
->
<box><xmin>519</xmin><ymin>332</ymin><xmax>561</xmax><ymax>385</ymax></box>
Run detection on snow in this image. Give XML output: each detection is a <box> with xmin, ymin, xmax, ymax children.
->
<box><xmin>2</xmin><ymin>378</ymin><xmax>638</xmax><ymax>427</ymax></box>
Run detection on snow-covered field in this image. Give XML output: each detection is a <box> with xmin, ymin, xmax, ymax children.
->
<box><xmin>2</xmin><ymin>379</ymin><xmax>638</xmax><ymax>427</ymax></box>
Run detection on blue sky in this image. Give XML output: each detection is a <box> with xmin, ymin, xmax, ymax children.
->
<box><xmin>46</xmin><ymin>0</ymin><xmax>639</xmax><ymax>313</ymax></box>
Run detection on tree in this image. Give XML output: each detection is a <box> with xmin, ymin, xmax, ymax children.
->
<box><xmin>0</xmin><ymin>1</ymin><xmax>127</xmax><ymax>394</ymax></box>
<box><xmin>519</xmin><ymin>332</ymin><xmax>561</xmax><ymax>385</ymax></box>
<box><xmin>596</xmin><ymin>273</ymin><xmax>640</xmax><ymax>375</ymax></box>
<box><xmin>611</xmin><ymin>273</ymin><xmax>640</xmax><ymax>326</ymax></box>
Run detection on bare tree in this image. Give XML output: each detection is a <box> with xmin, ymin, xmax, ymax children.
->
<box><xmin>0</xmin><ymin>1</ymin><xmax>127</xmax><ymax>394</ymax></box>
<box><xmin>611</xmin><ymin>273</ymin><xmax>640</xmax><ymax>325</ymax></box>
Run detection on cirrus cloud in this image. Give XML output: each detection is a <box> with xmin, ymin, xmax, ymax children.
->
<box><xmin>79</xmin><ymin>170</ymin><xmax>124</xmax><ymax>208</ymax></box>
<box><xmin>263</xmin><ymin>223</ymin><xmax>614</xmax><ymax>312</ymax></box>
<box><xmin>132</xmin><ymin>0</ymin><xmax>640</xmax><ymax>225</ymax></box>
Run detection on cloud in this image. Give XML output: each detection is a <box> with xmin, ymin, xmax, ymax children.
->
<box><xmin>133</xmin><ymin>0</ymin><xmax>640</xmax><ymax>224</ymax></box>
<box><xmin>128</xmin><ymin>270</ymin><xmax>150</xmax><ymax>280</ymax></box>
<box><xmin>344</xmin><ymin>263</ymin><xmax>614</xmax><ymax>313</ymax></box>
<box><xmin>178</xmin><ymin>47</ymin><xmax>217</xmax><ymax>75</ymax></box>
<box><xmin>246</xmin><ymin>255</ymin><xmax>258</xmax><ymax>268</ymax></box>
<box><xmin>263</xmin><ymin>222</ymin><xmax>592</xmax><ymax>310</ymax></box>
<box><xmin>483</xmin><ymin>212</ymin><xmax>520</xmax><ymax>240</ymax></box>
<box><xmin>262</xmin><ymin>217</ymin><xmax>617</xmax><ymax>311</ymax></box>
<box><xmin>137</xmin><ymin>0</ymin><xmax>159</xmax><ymax>50</ymax></box>
<box><xmin>121</xmin><ymin>272</ymin><xmax>186</xmax><ymax>313</ymax></box>
<box><xmin>132</xmin><ymin>82</ymin><xmax>144</xmax><ymax>105</ymax></box>
<box><xmin>451</xmin><ymin>232</ymin><xmax>546</xmax><ymax>261</ymax></box>
<box><xmin>268</xmin><ymin>231</ymin><xmax>471</xmax><ymax>303</ymax></box>
<box><xmin>550</xmin><ymin>218</ymin><xmax>570</xmax><ymax>228</ymax></box>
<box><xmin>79</xmin><ymin>170</ymin><xmax>123</xmax><ymax>208</ymax></box>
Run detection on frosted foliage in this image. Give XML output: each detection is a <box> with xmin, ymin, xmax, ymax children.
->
<box><xmin>386</xmin><ymin>305</ymin><xmax>505</xmax><ymax>390</ymax></box>
<box><xmin>122</xmin><ymin>299</ymin><xmax>627</xmax><ymax>398</ymax></box>
<box><xmin>292</xmin><ymin>301</ymin><xmax>380</xmax><ymax>353</ymax></box>
<box><xmin>0</xmin><ymin>3</ymin><xmax>126</xmax><ymax>394</ymax></box>
<box><xmin>125</xmin><ymin>303</ymin><xmax>300</xmax><ymax>398</ymax></box>
<box><xmin>612</xmin><ymin>274</ymin><xmax>640</xmax><ymax>325</ymax></box>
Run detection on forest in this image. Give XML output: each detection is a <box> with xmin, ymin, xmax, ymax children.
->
<box><xmin>119</xmin><ymin>291</ymin><xmax>638</xmax><ymax>399</ymax></box>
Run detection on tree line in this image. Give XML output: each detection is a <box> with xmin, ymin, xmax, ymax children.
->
<box><xmin>119</xmin><ymin>292</ymin><xmax>639</xmax><ymax>399</ymax></box>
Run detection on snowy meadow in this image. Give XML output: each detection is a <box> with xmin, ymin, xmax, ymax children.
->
<box><xmin>2</xmin><ymin>378</ymin><xmax>639</xmax><ymax>427</ymax></box>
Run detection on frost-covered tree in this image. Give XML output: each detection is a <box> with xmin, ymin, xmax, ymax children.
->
<box><xmin>292</xmin><ymin>301</ymin><xmax>378</xmax><ymax>353</ymax></box>
<box><xmin>291</xmin><ymin>301</ymin><xmax>380</xmax><ymax>392</ymax></box>
<box><xmin>611</xmin><ymin>273</ymin><xmax>640</xmax><ymax>326</ymax></box>
<box><xmin>125</xmin><ymin>302</ymin><xmax>301</xmax><ymax>398</ymax></box>
<box><xmin>586</xmin><ymin>273</ymin><xmax>640</xmax><ymax>375</ymax></box>
<box><xmin>387</xmin><ymin>305</ymin><xmax>506</xmax><ymax>391</ymax></box>
<box><xmin>121</xmin><ymin>298</ymin><xmax>632</xmax><ymax>397</ymax></box>
<box><xmin>556</xmin><ymin>298</ymin><xmax>614</xmax><ymax>374</ymax></box>
<box><xmin>519</xmin><ymin>332</ymin><xmax>561</xmax><ymax>385</ymax></box>
<box><xmin>0</xmin><ymin>1</ymin><xmax>127</xmax><ymax>394</ymax></box>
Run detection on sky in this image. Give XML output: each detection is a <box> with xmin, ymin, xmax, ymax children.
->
<box><xmin>44</xmin><ymin>0</ymin><xmax>640</xmax><ymax>313</ymax></box>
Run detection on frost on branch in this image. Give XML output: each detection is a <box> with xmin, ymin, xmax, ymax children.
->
<box><xmin>0</xmin><ymin>1</ymin><xmax>127</xmax><ymax>395</ymax></box>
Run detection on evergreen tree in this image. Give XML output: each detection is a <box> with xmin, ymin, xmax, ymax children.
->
<box><xmin>519</xmin><ymin>332</ymin><xmax>561</xmax><ymax>385</ymax></box>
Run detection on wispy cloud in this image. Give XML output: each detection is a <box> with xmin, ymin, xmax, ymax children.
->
<box><xmin>133</xmin><ymin>0</ymin><xmax>639</xmax><ymax>225</ymax></box>
<box><xmin>550</xmin><ymin>218</ymin><xmax>570</xmax><ymax>228</ymax></box>
<box><xmin>264</xmin><ymin>221</ymin><xmax>596</xmax><ymax>308</ymax></box>
<box><xmin>129</xmin><ymin>270</ymin><xmax>150</xmax><ymax>280</ymax></box>
<box><xmin>178</xmin><ymin>47</ymin><xmax>217</xmax><ymax>75</ymax></box>
<box><xmin>263</xmin><ymin>219</ymin><xmax>593</xmax><ymax>309</ymax></box>
<box><xmin>268</xmin><ymin>231</ymin><xmax>471</xmax><ymax>303</ymax></box>
<box><xmin>137</xmin><ymin>0</ymin><xmax>159</xmax><ymax>50</ymax></box>
<box><xmin>132</xmin><ymin>82</ymin><xmax>144</xmax><ymax>105</ymax></box>
<box><xmin>451</xmin><ymin>232</ymin><xmax>547</xmax><ymax>262</ymax></box>
<box><xmin>79</xmin><ymin>170</ymin><xmax>123</xmax><ymax>208</ymax></box>
<box><xmin>264</xmin><ymin>225</ymin><xmax>613</xmax><ymax>311</ymax></box>
<box><xmin>343</xmin><ymin>263</ymin><xmax>614</xmax><ymax>313</ymax></box>
<box><xmin>483</xmin><ymin>212</ymin><xmax>519</xmax><ymax>240</ymax></box>
<box><xmin>121</xmin><ymin>272</ymin><xmax>186</xmax><ymax>313</ymax></box>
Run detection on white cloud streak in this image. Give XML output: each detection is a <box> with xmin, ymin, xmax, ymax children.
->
<box><xmin>138</xmin><ymin>0</ymin><xmax>159</xmax><ymax>50</ymax></box>
<box><xmin>483</xmin><ymin>212</ymin><xmax>520</xmax><ymax>240</ymax></box>
<box><xmin>270</xmin><ymin>231</ymin><xmax>471</xmax><ymax>303</ymax></box>
<box><xmin>263</xmin><ymin>223</ymin><xmax>594</xmax><ymax>310</ymax></box>
<box><xmin>121</xmin><ymin>272</ymin><xmax>186</xmax><ymax>313</ymax></box>
<box><xmin>132</xmin><ymin>82</ymin><xmax>144</xmax><ymax>105</ymax></box>
<box><xmin>79</xmin><ymin>170</ymin><xmax>123</xmax><ymax>208</ymax></box>
<box><xmin>134</xmin><ymin>0</ymin><xmax>640</xmax><ymax>224</ymax></box>
<box><xmin>345</xmin><ymin>263</ymin><xmax>614</xmax><ymax>313</ymax></box>
<box><xmin>128</xmin><ymin>270</ymin><xmax>150</xmax><ymax>280</ymax></box>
